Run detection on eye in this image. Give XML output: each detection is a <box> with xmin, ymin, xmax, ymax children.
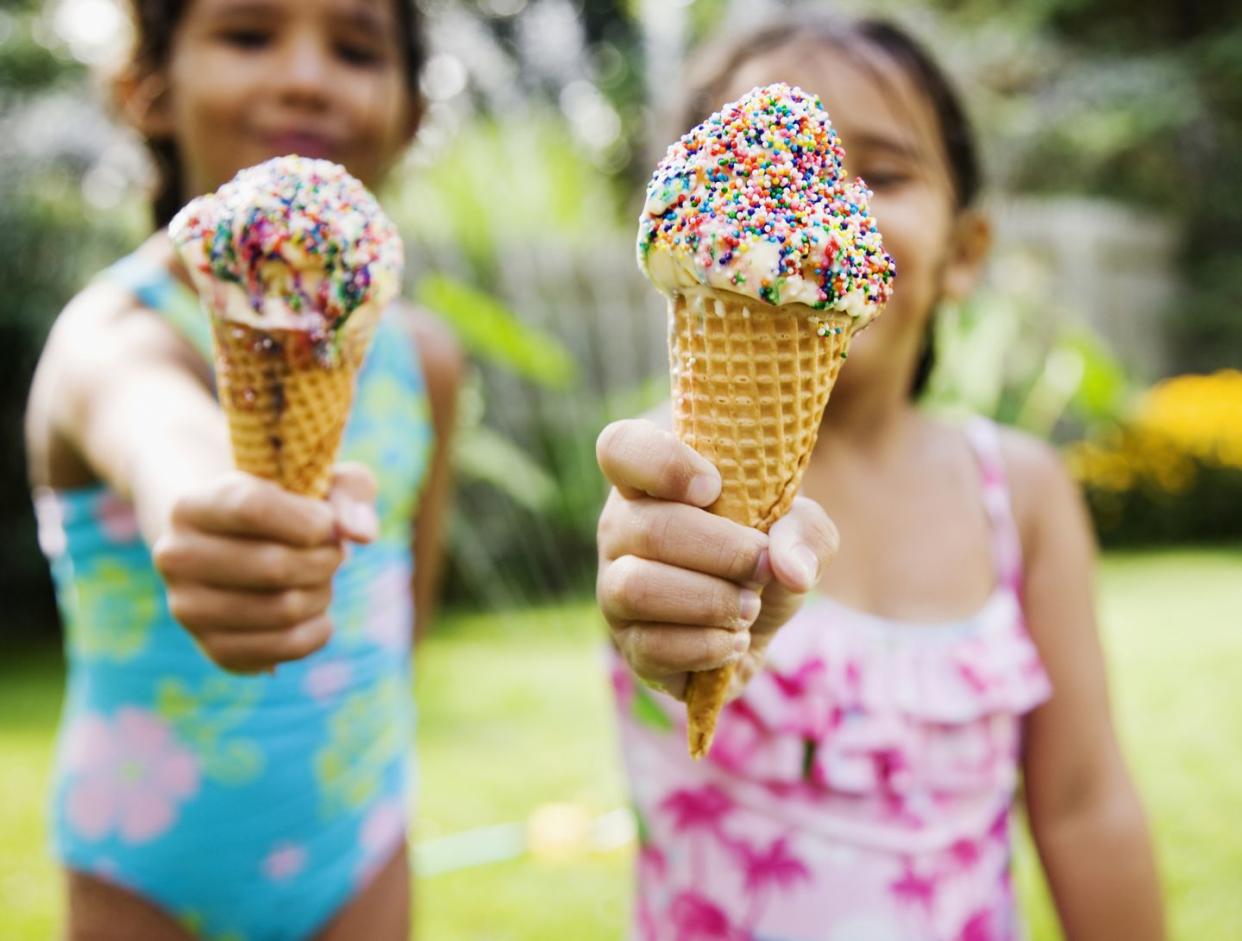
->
<box><xmin>336</xmin><ymin>41</ymin><xmax>384</xmax><ymax>67</ymax></box>
<box><xmin>220</xmin><ymin>28</ymin><xmax>272</xmax><ymax>50</ymax></box>
<box><xmin>859</xmin><ymin>170</ymin><xmax>911</xmax><ymax>192</ymax></box>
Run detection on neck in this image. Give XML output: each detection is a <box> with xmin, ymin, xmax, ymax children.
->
<box><xmin>817</xmin><ymin>373</ymin><xmax>917</xmax><ymax>457</ymax></box>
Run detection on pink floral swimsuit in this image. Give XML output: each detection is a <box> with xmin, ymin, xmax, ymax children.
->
<box><xmin>610</xmin><ymin>419</ymin><xmax>1051</xmax><ymax>941</ymax></box>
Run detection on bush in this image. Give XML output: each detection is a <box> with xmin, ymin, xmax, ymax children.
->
<box><xmin>1067</xmin><ymin>370</ymin><xmax>1242</xmax><ymax>545</ymax></box>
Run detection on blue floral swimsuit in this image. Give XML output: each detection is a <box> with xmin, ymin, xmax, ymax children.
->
<box><xmin>35</xmin><ymin>253</ymin><xmax>432</xmax><ymax>941</ymax></box>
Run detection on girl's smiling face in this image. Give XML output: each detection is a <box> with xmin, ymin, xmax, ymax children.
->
<box><xmin>139</xmin><ymin>0</ymin><xmax>417</xmax><ymax>200</ymax></box>
<box><xmin>719</xmin><ymin>40</ymin><xmax>990</xmax><ymax>401</ymax></box>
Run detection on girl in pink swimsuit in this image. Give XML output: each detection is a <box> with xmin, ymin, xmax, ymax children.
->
<box><xmin>596</xmin><ymin>15</ymin><xmax>1165</xmax><ymax>941</ymax></box>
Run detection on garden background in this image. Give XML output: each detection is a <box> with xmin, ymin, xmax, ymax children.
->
<box><xmin>1</xmin><ymin>0</ymin><xmax>1240</xmax><ymax>938</ymax></box>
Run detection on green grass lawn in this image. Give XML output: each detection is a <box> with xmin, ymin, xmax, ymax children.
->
<box><xmin>2</xmin><ymin>547</ymin><xmax>1239</xmax><ymax>940</ymax></box>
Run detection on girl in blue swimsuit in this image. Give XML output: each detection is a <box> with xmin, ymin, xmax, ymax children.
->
<box><xmin>25</xmin><ymin>1</ymin><xmax>462</xmax><ymax>938</ymax></box>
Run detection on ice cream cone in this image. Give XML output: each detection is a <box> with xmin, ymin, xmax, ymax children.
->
<box><xmin>206</xmin><ymin>293</ymin><xmax>382</xmax><ymax>498</ymax></box>
<box><xmin>170</xmin><ymin>156</ymin><xmax>403</xmax><ymax>498</ymax></box>
<box><xmin>670</xmin><ymin>288</ymin><xmax>853</xmax><ymax>758</ymax></box>
<box><xmin>636</xmin><ymin>84</ymin><xmax>896</xmax><ymax>758</ymax></box>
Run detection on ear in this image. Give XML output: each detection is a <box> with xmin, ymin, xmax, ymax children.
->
<box><xmin>400</xmin><ymin>93</ymin><xmax>426</xmax><ymax>149</ymax></box>
<box><xmin>112</xmin><ymin>65</ymin><xmax>176</xmax><ymax>139</ymax></box>
<box><xmin>941</xmin><ymin>209</ymin><xmax>992</xmax><ymax>302</ymax></box>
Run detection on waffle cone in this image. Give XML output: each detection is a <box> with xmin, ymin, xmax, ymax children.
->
<box><xmin>209</xmin><ymin>299</ymin><xmax>381</xmax><ymax>499</ymax></box>
<box><xmin>668</xmin><ymin>288</ymin><xmax>853</xmax><ymax>758</ymax></box>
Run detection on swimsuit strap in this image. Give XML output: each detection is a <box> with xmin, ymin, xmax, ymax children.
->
<box><xmin>963</xmin><ymin>417</ymin><xmax>1024</xmax><ymax>595</ymax></box>
<box><xmin>105</xmin><ymin>251</ymin><xmax>214</xmax><ymax>361</ymax></box>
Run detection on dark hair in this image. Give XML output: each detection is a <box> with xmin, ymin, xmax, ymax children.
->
<box><xmin>679</xmin><ymin>14</ymin><xmax>982</xmax><ymax>398</ymax></box>
<box><xmin>123</xmin><ymin>0</ymin><xmax>427</xmax><ymax>229</ymax></box>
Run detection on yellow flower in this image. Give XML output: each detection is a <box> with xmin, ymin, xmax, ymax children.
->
<box><xmin>1068</xmin><ymin>370</ymin><xmax>1240</xmax><ymax>496</ymax></box>
<box><xmin>1138</xmin><ymin>370</ymin><xmax>1242</xmax><ymax>471</ymax></box>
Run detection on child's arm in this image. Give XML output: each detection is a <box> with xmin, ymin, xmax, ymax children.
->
<box><xmin>405</xmin><ymin>309</ymin><xmax>464</xmax><ymax>642</ymax></box>
<box><xmin>596</xmin><ymin>419</ymin><xmax>838</xmax><ymax>699</ymax></box>
<box><xmin>1007</xmin><ymin>432</ymin><xmax>1165</xmax><ymax>941</ymax></box>
<box><xmin>30</xmin><ymin>282</ymin><xmax>232</xmax><ymax>537</ymax></box>
<box><xmin>28</xmin><ymin>278</ymin><xmax>376</xmax><ymax>672</ymax></box>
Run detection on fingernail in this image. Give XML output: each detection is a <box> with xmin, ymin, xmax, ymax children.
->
<box><xmin>738</xmin><ymin>589</ymin><xmax>761</xmax><ymax>625</ymax></box>
<box><xmin>687</xmin><ymin>473</ymin><xmax>719</xmax><ymax>506</ymax></box>
<box><xmin>733</xmin><ymin>631</ymin><xmax>750</xmax><ymax>654</ymax></box>
<box><xmin>793</xmin><ymin>545</ymin><xmax>820</xmax><ymax>588</ymax></box>
<box><xmin>347</xmin><ymin>502</ymin><xmax>379</xmax><ymax>540</ymax></box>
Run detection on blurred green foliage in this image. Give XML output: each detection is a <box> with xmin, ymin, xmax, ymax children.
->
<box><xmin>933</xmin><ymin>0</ymin><xmax>1242</xmax><ymax>368</ymax></box>
<box><xmin>0</xmin><ymin>0</ymin><xmax>75</xmax><ymax>92</ymax></box>
<box><xmin>392</xmin><ymin>115</ymin><xmax>624</xmax><ymax>275</ymax></box>
<box><xmin>417</xmin><ymin>274</ymin><xmax>577</xmax><ymax>389</ymax></box>
<box><xmin>925</xmin><ymin>288</ymin><xmax>1134</xmax><ymax>437</ymax></box>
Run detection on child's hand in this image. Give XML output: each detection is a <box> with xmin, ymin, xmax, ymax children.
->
<box><xmin>596</xmin><ymin>419</ymin><xmax>838</xmax><ymax>701</ymax></box>
<box><xmin>152</xmin><ymin>463</ymin><xmax>379</xmax><ymax>673</ymax></box>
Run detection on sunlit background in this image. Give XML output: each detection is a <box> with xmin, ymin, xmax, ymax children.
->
<box><xmin>1</xmin><ymin>0</ymin><xmax>1240</xmax><ymax>938</ymax></box>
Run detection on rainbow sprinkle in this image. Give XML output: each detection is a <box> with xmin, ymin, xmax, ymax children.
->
<box><xmin>169</xmin><ymin>155</ymin><xmax>403</xmax><ymax>333</ymax></box>
<box><xmin>638</xmin><ymin>83</ymin><xmax>895</xmax><ymax>322</ymax></box>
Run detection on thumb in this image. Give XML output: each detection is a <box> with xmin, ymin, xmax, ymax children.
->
<box><xmin>747</xmin><ymin>496</ymin><xmax>839</xmax><ymax>647</ymax></box>
<box><xmin>768</xmin><ymin>496</ymin><xmax>838</xmax><ymax>595</ymax></box>
<box><xmin>328</xmin><ymin>462</ymin><xmax>380</xmax><ymax>544</ymax></box>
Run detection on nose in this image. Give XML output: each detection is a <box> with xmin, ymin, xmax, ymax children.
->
<box><xmin>272</xmin><ymin>29</ymin><xmax>333</xmax><ymax>110</ymax></box>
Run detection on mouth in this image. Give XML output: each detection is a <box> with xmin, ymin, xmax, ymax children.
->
<box><xmin>260</xmin><ymin>130</ymin><xmax>341</xmax><ymax>161</ymax></box>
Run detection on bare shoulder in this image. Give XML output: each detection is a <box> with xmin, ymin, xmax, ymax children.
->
<box><xmin>38</xmin><ymin>232</ymin><xmax>208</xmax><ymax>379</ymax></box>
<box><xmin>26</xmin><ymin>271</ymin><xmax>210</xmax><ymax>486</ymax></box>
<box><xmin>37</xmin><ymin>275</ymin><xmax>209</xmax><ymax>390</ymax></box>
<box><xmin>994</xmin><ymin>423</ymin><xmax>1090</xmax><ymax>557</ymax></box>
<box><xmin>389</xmin><ymin>299</ymin><xmax>463</xmax><ymax>430</ymax></box>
